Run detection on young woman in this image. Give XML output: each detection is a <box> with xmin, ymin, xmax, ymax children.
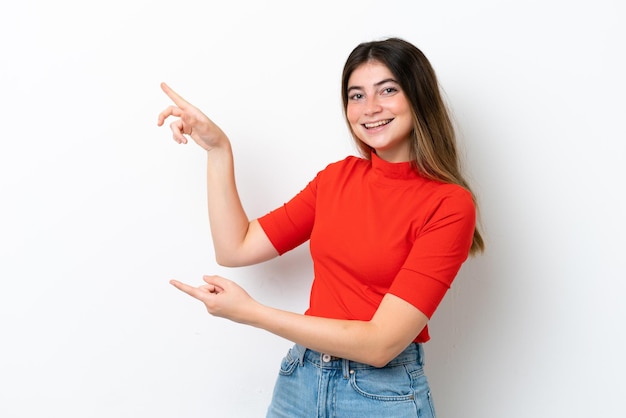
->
<box><xmin>158</xmin><ymin>37</ymin><xmax>484</xmax><ymax>418</ymax></box>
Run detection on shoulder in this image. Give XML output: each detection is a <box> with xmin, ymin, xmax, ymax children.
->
<box><xmin>316</xmin><ymin>155</ymin><xmax>368</xmax><ymax>178</ymax></box>
<box><xmin>323</xmin><ymin>155</ymin><xmax>367</xmax><ymax>170</ymax></box>
<box><xmin>426</xmin><ymin>182</ymin><xmax>476</xmax><ymax>223</ymax></box>
<box><xmin>435</xmin><ymin>182</ymin><xmax>474</xmax><ymax>203</ymax></box>
<box><xmin>413</xmin><ymin>180</ymin><xmax>476</xmax><ymax>222</ymax></box>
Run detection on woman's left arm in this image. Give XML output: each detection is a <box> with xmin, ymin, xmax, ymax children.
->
<box><xmin>170</xmin><ymin>275</ymin><xmax>427</xmax><ymax>368</ymax></box>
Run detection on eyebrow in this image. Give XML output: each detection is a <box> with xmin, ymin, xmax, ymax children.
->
<box><xmin>347</xmin><ymin>78</ymin><xmax>399</xmax><ymax>93</ymax></box>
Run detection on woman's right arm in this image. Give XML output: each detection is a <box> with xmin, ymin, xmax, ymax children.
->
<box><xmin>157</xmin><ymin>83</ymin><xmax>278</xmax><ymax>267</ymax></box>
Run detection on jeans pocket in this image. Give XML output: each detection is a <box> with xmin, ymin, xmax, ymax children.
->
<box><xmin>349</xmin><ymin>365</ymin><xmax>416</xmax><ymax>401</ymax></box>
<box><xmin>278</xmin><ymin>347</ymin><xmax>298</xmax><ymax>376</ymax></box>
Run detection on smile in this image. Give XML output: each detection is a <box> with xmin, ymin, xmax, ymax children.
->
<box><xmin>363</xmin><ymin>119</ymin><xmax>392</xmax><ymax>129</ymax></box>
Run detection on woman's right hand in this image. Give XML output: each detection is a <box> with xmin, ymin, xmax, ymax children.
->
<box><xmin>157</xmin><ymin>82</ymin><xmax>227</xmax><ymax>151</ymax></box>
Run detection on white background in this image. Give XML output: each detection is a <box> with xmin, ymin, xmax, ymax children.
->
<box><xmin>1</xmin><ymin>1</ymin><xmax>624</xmax><ymax>417</ymax></box>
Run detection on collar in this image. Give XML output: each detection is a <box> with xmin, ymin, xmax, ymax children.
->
<box><xmin>370</xmin><ymin>151</ymin><xmax>421</xmax><ymax>181</ymax></box>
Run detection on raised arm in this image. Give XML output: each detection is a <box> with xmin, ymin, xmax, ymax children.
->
<box><xmin>157</xmin><ymin>83</ymin><xmax>278</xmax><ymax>266</ymax></box>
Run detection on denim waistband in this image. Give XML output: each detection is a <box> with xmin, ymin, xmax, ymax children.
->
<box><xmin>292</xmin><ymin>342</ymin><xmax>424</xmax><ymax>370</ymax></box>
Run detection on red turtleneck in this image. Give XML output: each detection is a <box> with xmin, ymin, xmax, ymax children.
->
<box><xmin>258</xmin><ymin>152</ymin><xmax>475</xmax><ymax>342</ymax></box>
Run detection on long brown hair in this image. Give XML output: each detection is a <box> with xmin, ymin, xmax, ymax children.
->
<box><xmin>341</xmin><ymin>38</ymin><xmax>484</xmax><ymax>255</ymax></box>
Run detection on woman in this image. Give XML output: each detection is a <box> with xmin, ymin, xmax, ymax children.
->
<box><xmin>158</xmin><ymin>37</ymin><xmax>484</xmax><ymax>417</ymax></box>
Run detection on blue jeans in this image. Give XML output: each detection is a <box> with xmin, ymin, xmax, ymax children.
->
<box><xmin>266</xmin><ymin>343</ymin><xmax>436</xmax><ymax>417</ymax></box>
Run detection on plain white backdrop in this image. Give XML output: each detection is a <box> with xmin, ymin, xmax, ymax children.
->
<box><xmin>1</xmin><ymin>0</ymin><xmax>624</xmax><ymax>417</ymax></box>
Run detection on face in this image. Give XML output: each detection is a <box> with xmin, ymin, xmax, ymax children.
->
<box><xmin>346</xmin><ymin>61</ymin><xmax>414</xmax><ymax>162</ymax></box>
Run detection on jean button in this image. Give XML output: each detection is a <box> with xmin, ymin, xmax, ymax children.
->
<box><xmin>322</xmin><ymin>353</ymin><xmax>331</xmax><ymax>363</ymax></box>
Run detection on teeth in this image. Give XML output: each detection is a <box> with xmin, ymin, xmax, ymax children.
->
<box><xmin>364</xmin><ymin>119</ymin><xmax>391</xmax><ymax>128</ymax></box>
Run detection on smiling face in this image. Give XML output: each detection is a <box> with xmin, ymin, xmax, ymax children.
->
<box><xmin>345</xmin><ymin>61</ymin><xmax>414</xmax><ymax>162</ymax></box>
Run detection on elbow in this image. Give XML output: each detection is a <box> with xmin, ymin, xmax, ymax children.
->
<box><xmin>368</xmin><ymin>352</ymin><xmax>397</xmax><ymax>368</ymax></box>
<box><xmin>215</xmin><ymin>258</ymin><xmax>245</xmax><ymax>267</ymax></box>
<box><xmin>215</xmin><ymin>250</ymin><xmax>255</xmax><ymax>268</ymax></box>
<box><xmin>214</xmin><ymin>253</ymin><xmax>240</xmax><ymax>268</ymax></box>
<box><xmin>215</xmin><ymin>258</ymin><xmax>233</xmax><ymax>267</ymax></box>
<box><xmin>361</xmin><ymin>345</ymin><xmax>403</xmax><ymax>368</ymax></box>
<box><xmin>363</xmin><ymin>337</ymin><xmax>420</xmax><ymax>367</ymax></box>
<box><xmin>368</xmin><ymin>359</ymin><xmax>388</xmax><ymax>369</ymax></box>
<box><xmin>214</xmin><ymin>243</ymin><xmax>278</xmax><ymax>267</ymax></box>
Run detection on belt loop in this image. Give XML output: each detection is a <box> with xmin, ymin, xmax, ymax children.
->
<box><xmin>294</xmin><ymin>344</ymin><xmax>306</xmax><ymax>366</ymax></box>
<box><xmin>416</xmin><ymin>343</ymin><xmax>424</xmax><ymax>366</ymax></box>
<box><xmin>342</xmin><ymin>358</ymin><xmax>350</xmax><ymax>379</ymax></box>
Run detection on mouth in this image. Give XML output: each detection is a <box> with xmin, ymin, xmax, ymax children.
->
<box><xmin>363</xmin><ymin>119</ymin><xmax>392</xmax><ymax>129</ymax></box>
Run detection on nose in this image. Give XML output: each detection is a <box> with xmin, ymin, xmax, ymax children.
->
<box><xmin>364</xmin><ymin>96</ymin><xmax>382</xmax><ymax>115</ymax></box>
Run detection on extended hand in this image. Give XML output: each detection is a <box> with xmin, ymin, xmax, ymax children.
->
<box><xmin>170</xmin><ymin>275</ymin><xmax>259</xmax><ymax>324</ymax></box>
<box><xmin>157</xmin><ymin>83</ymin><xmax>228</xmax><ymax>151</ymax></box>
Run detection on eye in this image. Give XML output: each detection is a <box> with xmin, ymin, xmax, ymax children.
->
<box><xmin>349</xmin><ymin>93</ymin><xmax>364</xmax><ymax>100</ymax></box>
<box><xmin>381</xmin><ymin>87</ymin><xmax>398</xmax><ymax>95</ymax></box>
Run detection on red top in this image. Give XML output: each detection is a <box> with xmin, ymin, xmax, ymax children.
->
<box><xmin>258</xmin><ymin>152</ymin><xmax>476</xmax><ymax>342</ymax></box>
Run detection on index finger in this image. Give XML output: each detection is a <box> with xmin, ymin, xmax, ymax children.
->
<box><xmin>170</xmin><ymin>279</ymin><xmax>208</xmax><ymax>301</ymax></box>
<box><xmin>160</xmin><ymin>82</ymin><xmax>190</xmax><ymax>108</ymax></box>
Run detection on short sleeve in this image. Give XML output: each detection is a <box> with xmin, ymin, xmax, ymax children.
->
<box><xmin>388</xmin><ymin>188</ymin><xmax>476</xmax><ymax>318</ymax></box>
<box><xmin>257</xmin><ymin>176</ymin><xmax>319</xmax><ymax>255</ymax></box>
